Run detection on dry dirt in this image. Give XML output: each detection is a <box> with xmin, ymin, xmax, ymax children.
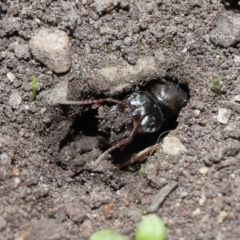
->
<box><xmin>0</xmin><ymin>1</ymin><xmax>240</xmax><ymax>240</ymax></box>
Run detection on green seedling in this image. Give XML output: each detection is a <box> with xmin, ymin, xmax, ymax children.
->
<box><xmin>78</xmin><ymin>70</ymin><xmax>83</xmax><ymax>77</ymax></box>
<box><xmin>139</xmin><ymin>163</ymin><xmax>147</xmax><ymax>176</ymax></box>
<box><xmin>219</xmin><ymin>53</ymin><xmax>225</xmax><ymax>60</ymax></box>
<box><xmin>139</xmin><ymin>205</ymin><xmax>146</xmax><ymax>212</ymax></box>
<box><xmin>136</xmin><ymin>214</ymin><xmax>166</xmax><ymax>240</ymax></box>
<box><xmin>210</xmin><ymin>77</ymin><xmax>225</xmax><ymax>94</ymax></box>
<box><xmin>135</xmin><ymin>39</ymin><xmax>142</xmax><ymax>47</ymax></box>
<box><xmin>104</xmin><ymin>44</ymin><xmax>112</xmax><ymax>53</ymax></box>
<box><xmin>89</xmin><ymin>229</ymin><xmax>127</xmax><ymax>240</ymax></box>
<box><xmin>84</xmin><ymin>152</ymin><xmax>92</xmax><ymax>158</ymax></box>
<box><xmin>30</xmin><ymin>75</ymin><xmax>38</xmax><ymax>102</ymax></box>
<box><xmin>166</xmin><ymin>37</ymin><xmax>174</xmax><ymax>46</ymax></box>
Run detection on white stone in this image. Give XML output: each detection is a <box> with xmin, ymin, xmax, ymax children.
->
<box><xmin>199</xmin><ymin>166</ymin><xmax>209</xmax><ymax>175</ymax></box>
<box><xmin>192</xmin><ymin>208</ymin><xmax>201</xmax><ymax>216</ymax></box>
<box><xmin>97</xmin><ymin>57</ymin><xmax>157</xmax><ymax>95</ymax></box>
<box><xmin>14</xmin><ymin>177</ymin><xmax>21</xmax><ymax>188</ymax></box>
<box><xmin>162</xmin><ymin>136</ymin><xmax>188</xmax><ymax>156</ymax></box>
<box><xmin>29</xmin><ymin>28</ymin><xmax>71</xmax><ymax>73</ymax></box>
<box><xmin>199</xmin><ymin>198</ymin><xmax>206</xmax><ymax>206</ymax></box>
<box><xmin>233</xmin><ymin>95</ymin><xmax>240</xmax><ymax>103</ymax></box>
<box><xmin>234</xmin><ymin>55</ymin><xmax>240</xmax><ymax>67</ymax></box>
<box><xmin>217</xmin><ymin>211</ymin><xmax>227</xmax><ymax>223</ymax></box>
<box><xmin>217</xmin><ymin>108</ymin><xmax>232</xmax><ymax>124</ymax></box>
<box><xmin>7</xmin><ymin>72</ymin><xmax>15</xmax><ymax>82</ymax></box>
<box><xmin>194</xmin><ymin>109</ymin><xmax>201</xmax><ymax>116</ymax></box>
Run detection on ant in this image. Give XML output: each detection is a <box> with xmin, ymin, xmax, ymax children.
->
<box><xmin>57</xmin><ymin>80</ymin><xmax>188</xmax><ymax>168</ymax></box>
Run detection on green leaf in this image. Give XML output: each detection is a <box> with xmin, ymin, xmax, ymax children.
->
<box><xmin>136</xmin><ymin>214</ymin><xmax>166</xmax><ymax>240</ymax></box>
<box><xmin>78</xmin><ymin>70</ymin><xmax>83</xmax><ymax>77</ymax></box>
<box><xmin>30</xmin><ymin>75</ymin><xmax>38</xmax><ymax>102</ymax></box>
<box><xmin>89</xmin><ymin>229</ymin><xmax>127</xmax><ymax>240</ymax></box>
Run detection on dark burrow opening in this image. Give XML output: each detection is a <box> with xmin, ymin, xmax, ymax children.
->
<box><xmin>59</xmin><ymin>79</ymin><xmax>190</xmax><ymax>168</ymax></box>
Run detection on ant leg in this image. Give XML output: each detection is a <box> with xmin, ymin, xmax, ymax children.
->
<box><xmin>58</xmin><ymin>98</ymin><xmax>121</xmax><ymax>106</ymax></box>
<box><xmin>115</xmin><ymin>143</ymin><xmax>161</xmax><ymax>170</ymax></box>
<box><xmin>94</xmin><ymin>115</ymin><xmax>146</xmax><ymax>164</ymax></box>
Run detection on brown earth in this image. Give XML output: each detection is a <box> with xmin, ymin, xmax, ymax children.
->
<box><xmin>0</xmin><ymin>1</ymin><xmax>240</xmax><ymax>240</ymax></box>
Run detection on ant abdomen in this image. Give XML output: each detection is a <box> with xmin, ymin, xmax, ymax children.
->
<box><xmin>150</xmin><ymin>81</ymin><xmax>188</xmax><ymax>120</ymax></box>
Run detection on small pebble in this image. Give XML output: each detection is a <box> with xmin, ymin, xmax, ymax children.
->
<box><xmin>199</xmin><ymin>166</ymin><xmax>209</xmax><ymax>175</ymax></box>
<box><xmin>179</xmin><ymin>191</ymin><xmax>188</xmax><ymax>198</ymax></box>
<box><xmin>94</xmin><ymin>0</ymin><xmax>119</xmax><ymax>13</ymax></box>
<box><xmin>192</xmin><ymin>208</ymin><xmax>201</xmax><ymax>216</ymax></box>
<box><xmin>234</xmin><ymin>55</ymin><xmax>240</xmax><ymax>67</ymax></box>
<box><xmin>45</xmin><ymin>80</ymin><xmax>68</xmax><ymax>105</ymax></box>
<box><xmin>233</xmin><ymin>95</ymin><xmax>240</xmax><ymax>103</ymax></box>
<box><xmin>162</xmin><ymin>136</ymin><xmax>188</xmax><ymax>156</ymax></box>
<box><xmin>217</xmin><ymin>108</ymin><xmax>232</xmax><ymax>124</ymax></box>
<box><xmin>7</xmin><ymin>72</ymin><xmax>15</xmax><ymax>82</ymax></box>
<box><xmin>12</xmin><ymin>168</ymin><xmax>20</xmax><ymax>176</ymax></box>
<box><xmin>199</xmin><ymin>198</ymin><xmax>206</xmax><ymax>206</ymax></box>
<box><xmin>8</xmin><ymin>93</ymin><xmax>22</xmax><ymax>109</ymax></box>
<box><xmin>14</xmin><ymin>177</ymin><xmax>21</xmax><ymax>188</ymax></box>
<box><xmin>29</xmin><ymin>28</ymin><xmax>71</xmax><ymax>73</ymax></box>
<box><xmin>194</xmin><ymin>109</ymin><xmax>201</xmax><ymax>116</ymax></box>
<box><xmin>217</xmin><ymin>211</ymin><xmax>227</xmax><ymax>223</ymax></box>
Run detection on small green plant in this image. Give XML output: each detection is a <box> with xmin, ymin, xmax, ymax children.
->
<box><xmin>30</xmin><ymin>75</ymin><xmax>38</xmax><ymax>102</ymax></box>
<box><xmin>219</xmin><ymin>53</ymin><xmax>225</xmax><ymax>60</ymax></box>
<box><xmin>210</xmin><ymin>77</ymin><xmax>225</xmax><ymax>94</ymax></box>
<box><xmin>135</xmin><ymin>39</ymin><xmax>142</xmax><ymax>47</ymax></box>
<box><xmin>78</xmin><ymin>70</ymin><xmax>83</xmax><ymax>77</ymax></box>
<box><xmin>89</xmin><ymin>214</ymin><xmax>166</xmax><ymax>240</ymax></box>
<box><xmin>136</xmin><ymin>214</ymin><xmax>166</xmax><ymax>240</ymax></box>
<box><xmin>139</xmin><ymin>164</ymin><xmax>147</xmax><ymax>176</ymax></box>
<box><xmin>84</xmin><ymin>152</ymin><xmax>92</xmax><ymax>158</ymax></box>
<box><xmin>104</xmin><ymin>44</ymin><xmax>112</xmax><ymax>53</ymax></box>
<box><xmin>166</xmin><ymin>37</ymin><xmax>174</xmax><ymax>46</ymax></box>
<box><xmin>139</xmin><ymin>205</ymin><xmax>146</xmax><ymax>212</ymax></box>
<box><xmin>89</xmin><ymin>229</ymin><xmax>127</xmax><ymax>240</ymax></box>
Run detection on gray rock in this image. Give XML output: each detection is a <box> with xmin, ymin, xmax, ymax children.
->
<box><xmin>233</xmin><ymin>55</ymin><xmax>240</xmax><ymax>67</ymax></box>
<box><xmin>14</xmin><ymin>42</ymin><xmax>31</xmax><ymax>60</ymax></box>
<box><xmin>29</xmin><ymin>29</ymin><xmax>71</xmax><ymax>73</ymax></box>
<box><xmin>97</xmin><ymin>57</ymin><xmax>158</xmax><ymax>95</ymax></box>
<box><xmin>44</xmin><ymin>80</ymin><xmax>68</xmax><ymax>105</ymax></box>
<box><xmin>8</xmin><ymin>92</ymin><xmax>22</xmax><ymax>109</ymax></box>
<box><xmin>162</xmin><ymin>135</ymin><xmax>188</xmax><ymax>156</ymax></box>
<box><xmin>217</xmin><ymin>108</ymin><xmax>232</xmax><ymax>125</ymax></box>
<box><xmin>100</xmin><ymin>27</ymin><xmax>117</xmax><ymax>35</ymax></box>
<box><xmin>210</xmin><ymin>13</ymin><xmax>240</xmax><ymax>47</ymax></box>
<box><xmin>94</xmin><ymin>0</ymin><xmax>119</xmax><ymax>13</ymax></box>
<box><xmin>7</xmin><ymin>72</ymin><xmax>15</xmax><ymax>82</ymax></box>
<box><xmin>65</xmin><ymin>202</ymin><xmax>87</xmax><ymax>223</ymax></box>
<box><xmin>0</xmin><ymin>152</ymin><xmax>11</xmax><ymax>165</ymax></box>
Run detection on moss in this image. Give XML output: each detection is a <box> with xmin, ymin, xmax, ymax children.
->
<box><xmin>210</xmin><ymin>77</ymin><xmax>225</xmax><ymax>94</ymax></box>
<box><xmin>104</xmin><ymin>44</ymin><xmax>112</xmax><ymax>53</ymax></box>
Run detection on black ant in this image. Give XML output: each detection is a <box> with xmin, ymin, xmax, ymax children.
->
<box><xmin>57</xmin><ymin>80</ymin><xmax>188</xmax><ymax>168</ymax></box>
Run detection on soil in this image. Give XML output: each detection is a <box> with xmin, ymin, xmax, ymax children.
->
<box><xmin>1</xmin><ymin>1</ymin><xmax>240</xmax><ymax>240</ymax></box>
